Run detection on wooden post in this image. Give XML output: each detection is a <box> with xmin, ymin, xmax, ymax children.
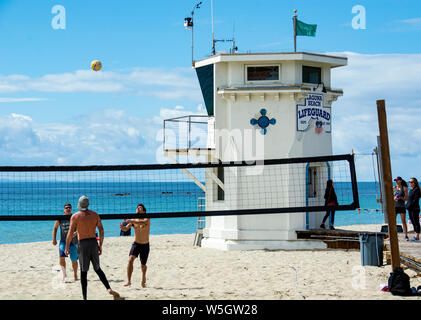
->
<box><xmin>376</xmin><ymin>99</ymin><xmax>400</xmax><ymax>270</ymax></box>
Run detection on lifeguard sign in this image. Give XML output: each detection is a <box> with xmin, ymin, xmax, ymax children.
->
<box><xmin>297</xmin><ymin>93</ymin><xmax>331</xmax><ymax>133</ymax></box>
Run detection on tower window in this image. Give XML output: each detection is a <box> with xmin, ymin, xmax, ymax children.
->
<box><xmin>246</xmin><ymin>65</ymin><xmax>280</xmax><ymax>82</ymax></box>
<box><xmin>302</xmin><ymin>66</ymin><xmax>321</xmax><ymax>84</ymax></box>
<box><xmin>307</xmin><ymin>167</ymin><xmax>317</xmax><ymax>198</ymax></box>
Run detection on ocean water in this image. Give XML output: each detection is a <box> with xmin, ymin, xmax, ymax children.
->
<box><xmin>0</xmin><ymin>182</ymin><xmax>383</xmax><ymax>245</ymax></box>
<box><xmin>334</xmin><ymin>181</ymin><xmax>383</xmax><ymax>226</ymax></box>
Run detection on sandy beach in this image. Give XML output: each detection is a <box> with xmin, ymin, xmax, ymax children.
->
<box><xmin>0</xmin><ymin>224</ymin><xmax>419</xmax><ymax>300</ymax></box>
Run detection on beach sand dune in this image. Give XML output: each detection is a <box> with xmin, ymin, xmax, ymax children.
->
<box><xmin>0</xmin><ymin>224</ymin><xmax>419</xmax><ymax>300</ymax></box>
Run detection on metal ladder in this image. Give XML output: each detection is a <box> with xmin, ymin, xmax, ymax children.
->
<box><xmin>194</xmin><ymin>197</ymin><xmax>206</xmax><ymax>246</ymax></box>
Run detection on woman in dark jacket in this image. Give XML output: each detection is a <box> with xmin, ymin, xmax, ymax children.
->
<box><xmin>406</xmin><ymin>177</ymin><xmax>420</xmax><ymax>241</ymax></box>
<box><xmin>320</xmin><ymin>179</ymin><xmax>338</xmax><ymax>230</ymax></box>
<box><xmin>393</xmin><ymin>177</ymin><xmax>409</xmax><ymax>241</ymax></box>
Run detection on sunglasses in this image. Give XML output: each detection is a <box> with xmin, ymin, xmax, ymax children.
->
<box><xmin>409</xmin><ymin>181</ymin><xmax>415</xmax><ymax>184</ymax></box>
<box><xmin>64</xmin><ymin>206</ymin><xmax>72</xmax><ymax>209</ymax></box>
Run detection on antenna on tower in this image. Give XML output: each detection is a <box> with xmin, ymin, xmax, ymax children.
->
<box><xmin>231</xmin><ymin>21</ymin><xmax>238</xmax><ymax>53</ymax></box>
<box><xmin>184</xmin><ymin>1</ymin><xmax>202</xmax><ymax>67</ymax></box>
<box><xmin>212</xmin><ymin>37</ymin><xmax>238</xmax><ymax>54</ymax></box>
<box><xmin>210</xmin><ymin>1</ymin><xmax>238</xmax><ymax>55</ymax></box>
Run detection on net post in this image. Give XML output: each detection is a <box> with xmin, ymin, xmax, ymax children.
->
<box><xmin>348</xmin><ymin>153</ymin><xmax>360</xmax><ymax>209</ymax></box>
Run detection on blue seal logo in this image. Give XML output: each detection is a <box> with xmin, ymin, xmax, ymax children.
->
<box><xmin>250</xmin><ymin>108</ymin><xmax>276</xmax><ymax>135</ymax></box>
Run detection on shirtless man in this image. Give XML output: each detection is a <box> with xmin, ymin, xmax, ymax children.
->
<box><xmin>120</xmin><ymin>203</ymin><xmax>150</xmax><ymax>287</ymax></box>
<box><xmin>65</xmin><ymin>195</ymin><xmax>120</xmax><ymax>300</ymax></box>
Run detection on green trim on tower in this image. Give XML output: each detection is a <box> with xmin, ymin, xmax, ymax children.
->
<box><xmin>195</xmin><ymin>64</ymin><xmax>214</xmax><ymax>116</ymax></box>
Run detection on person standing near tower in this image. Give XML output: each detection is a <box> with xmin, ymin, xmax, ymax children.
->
<box><xmin>406</xmin><ymin>178</ymin><xmax>420</xmax><ymax>242</ymax></box>
<box><xmin>320</xmin><ymin>180</ymin><xmax>338</xmax><ymax>230</ymax></box>
<box><xmin>393</xmin><ymin>176</ymin><xmax>409</xmax><ymax>241</ymax></box>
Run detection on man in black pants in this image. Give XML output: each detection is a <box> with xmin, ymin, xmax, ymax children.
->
<box><xmin>406</xmin><ymin>178</ymin><xmax>420</xmax><ymax>242</ymax></box>
<box><xmin>65</xmin><ymin>195</ymin><xmax>121</xmax><ymax>300</ymax></box>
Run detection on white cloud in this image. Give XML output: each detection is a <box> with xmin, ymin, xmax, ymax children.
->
<box><xmin>330</xmin><ymin>52</ymin><xmax>421</xmax><ymax>180</ymax></box>
<box><xmin>390</xmin><ymin>18</ymin><xmax>421</xmax><ymax>31</ymax></box>
<box><xmin>10</xmin><ymin>113</ymin><xmax>33</xmax><ymax>121</ymax></box>
<box><xmin>155</xmin><ymin>104</ymin><xmax>206</xmax><ymax>122</ymax></box>
<box><xmin>0</xmin><ymin>67</ymin><xmax>202</xmax><ymax>101</ymax></box>
<box><xmin>0</xmin><ymin>104</ymin><xmax>207</xmax><ymax>166</ymax></box>
<box><xmin>0</xmin><ymin>97</ymin><xmax>47</xmax><ymax>103</ymax></box>
<box><xmin>396</xmin><ymin>17</ymin><xmax>421</xmax><ymax>25</ymax></box>
<box><xmin>0</xmin><ymin>110</ymin><xmax>148</xmax><ymax>165</ymax></box>
<box><xmin>0</xmin><ymin>113</ymin><xmax>40</xmax><ymax>156</ymax></box>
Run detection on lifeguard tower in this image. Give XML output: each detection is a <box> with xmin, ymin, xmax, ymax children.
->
<box><xmin>164</xmin><ymin>51</ymin><xmax>347</xmax><ymax>250</ymax></box>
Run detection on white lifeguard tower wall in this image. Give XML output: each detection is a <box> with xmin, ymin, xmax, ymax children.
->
<box><xmin>194</xmin><ymin>52</ymin><xmax>347</xmax><ymax>250</ymax></box>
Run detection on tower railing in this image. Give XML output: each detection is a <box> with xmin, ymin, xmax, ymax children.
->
<box><xmin>163</xmin><ymin>115</ymin><xmax>215</xmax><ymax>152</ymax></box>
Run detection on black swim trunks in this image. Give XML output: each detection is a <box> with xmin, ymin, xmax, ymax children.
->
<box><xmin>129</xmin><ymin>242</ymin><xmax>150</xmax><ymax>265</ymax></box>
<box><xmin>78</xmin><ymin>238</ymin><xmax>100</xmax><ymax>272</ymax></box>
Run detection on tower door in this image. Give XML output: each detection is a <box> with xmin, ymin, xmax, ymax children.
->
<box><xmin>306</xmin><ymin>164</ymin><xmax>330</xmax><ymax>229</ymax></box>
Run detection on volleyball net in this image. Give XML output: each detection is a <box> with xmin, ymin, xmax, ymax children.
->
<box><xmin>0</xmin><ymin>154</ymin><xmax>359</xmax><ymax>221</ymax></box>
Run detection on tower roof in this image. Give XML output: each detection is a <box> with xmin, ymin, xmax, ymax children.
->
<box><xmin>194</xmin><ymin>52</ymin><xmax>347</xmax><ymax>69</ymax></box>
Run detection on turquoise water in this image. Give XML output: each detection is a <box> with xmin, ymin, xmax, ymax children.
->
<box><xmin>0</xmin><ymin>182</ymin><xmax>383</xmax><ymax>244</ymax></box>
<box><xmin>335</xmin><ymin>181</ymin><xmax>383</xmax><ymax>226</ymax></box>
<box><xmin>0</xmin><ymin>181</ymin><xmax>204</xmax><ymax>244</ymax></box>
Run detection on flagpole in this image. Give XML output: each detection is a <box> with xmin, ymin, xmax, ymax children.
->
<box><xmin>211</xmin><ymin>0</ymin><xmax>215</xmax><ymax>55</ymax></box>
<box><xmin>293</xmin><ymin>9</ymin><xmax>297</xmax><ymax>52</ymax></box>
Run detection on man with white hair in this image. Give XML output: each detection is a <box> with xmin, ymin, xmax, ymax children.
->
<box><xmin>65</xmin><ymin>195</ymin><xmax>121</xmax><ymax>300</ymax></box>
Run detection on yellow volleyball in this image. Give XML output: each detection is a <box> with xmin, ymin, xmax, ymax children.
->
<box><xmin>90</xmin><ymin>60</ymin><xmax>102</xmax><ymax>71</ymax></box>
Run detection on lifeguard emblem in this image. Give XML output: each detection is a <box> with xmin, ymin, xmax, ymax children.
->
<box><xmin>315</xmin><ymin>120</ymin><xmax>323</xmax><ymax>134</ymax></box>
<box><xmin>296</xmin><ymin>93</ymin><xmax>331</xmax><ymax>133</ymax></box>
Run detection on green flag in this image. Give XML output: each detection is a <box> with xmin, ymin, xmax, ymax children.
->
<box><xmin>296</xmin><ymin>19</ymin><xmax>317</xmax><ymax>37</ymax></box>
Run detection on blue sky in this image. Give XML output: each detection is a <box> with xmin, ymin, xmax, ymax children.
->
<box><xmin>0</xmin><ymin>0</ymin><xmax>421</xmax><ymax>181</ymax></box>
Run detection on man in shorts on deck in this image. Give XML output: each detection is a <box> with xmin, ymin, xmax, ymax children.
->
<box><xmin>52</xmin><ymin>203</ymin><xmax>78</xmax><ymax>281</ymax></box>
<box><xmin>65</xmin><ymin>195</ymin><xmax>121</xmax><ymax>300</ymax></box>
<box><xmin>120</xmin><ymin>203</ymin><xmax>150</xmax><ymax>288</ymax></box>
